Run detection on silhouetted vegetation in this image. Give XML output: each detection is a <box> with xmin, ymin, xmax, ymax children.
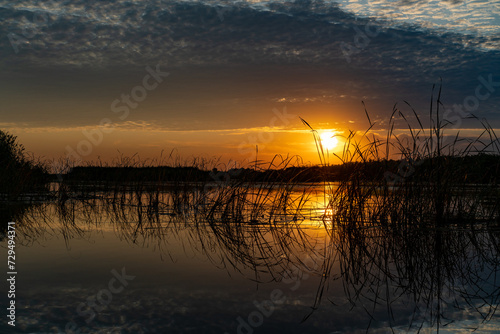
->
<box><xmin>52</xmin><ymin>154</ymin><xmax>500</xmax><ymax>185</ymax></box>
<box><xmin>0</xmin><ymin>130</ymin><xmax>49</xmax><ymax>200</ymax></box>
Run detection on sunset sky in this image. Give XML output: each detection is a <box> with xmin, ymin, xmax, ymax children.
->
<box><xmin>1</xmin><ymin>0</ymin><xmax>499</xmax><ymax>166</ymax></box>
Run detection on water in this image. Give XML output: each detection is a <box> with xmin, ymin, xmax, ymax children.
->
<box><xmin>1</xmin><ymin>185</ymin><xmax>499</xmax><ymax>333</ymax></box>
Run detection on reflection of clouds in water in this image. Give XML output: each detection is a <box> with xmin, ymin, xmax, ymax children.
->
<box><xmin>15</xmin><ymin>282</ymin><xmax>499</xmax><ymax>333</ymax></box>
<box><xmin>16</xmin><ymin>287</ymin><xmax>326</xmax><ymax>333</ymax></box>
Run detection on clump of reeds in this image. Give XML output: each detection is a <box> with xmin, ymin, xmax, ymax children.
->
<box><xmin>303</xmin><ymin>84</ymin><xmax>500</xmax><ymax>227</ymax></box>
<box><xmin>52</xmin><ymin>147</ymin><xmax>318</xmax><ymax>228</ymax></box>
<box><xmin>41</xmin><ymin>149</ymin><xmax>324</xmax><ymax>281</ymax></box>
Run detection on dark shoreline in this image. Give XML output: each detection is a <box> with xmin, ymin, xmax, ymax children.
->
<box><xmin>50</xmin><ymin>154</ymin><xmax>500</xmax><ymax>184</ymax></box>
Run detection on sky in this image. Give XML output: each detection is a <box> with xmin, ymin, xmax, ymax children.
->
<box><xmin>0</xmin><ymin>0</ymin><xmax>499</xmax><ymax>167</ymax></box>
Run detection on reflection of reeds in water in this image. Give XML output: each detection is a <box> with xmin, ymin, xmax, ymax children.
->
<box><xmin>18</xmin><ymin>153</ymin><xmax>325</xmax><ymax>279</ymax></box>
<box><xmin>13</xmin><ymin>179</ymin><xmax>500</xmax><ymax>332</ymax></box>
<box><xmin>310</xmin><ymin>219</ymin><xmax>500</xmax><ymax>331</ymax></box>
<box><xmin>15</xmin><ymin>190</ymin><xmax>325</xmax><ymax>281</ymax></box>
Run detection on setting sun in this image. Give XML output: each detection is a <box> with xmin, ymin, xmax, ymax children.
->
<box><xmin>320</xmin><ymin>131</ymin><xmax>339</xmax><ymax>151</ymax></box>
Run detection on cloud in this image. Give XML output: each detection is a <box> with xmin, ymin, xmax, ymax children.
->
<box><xmin>1</xmin><ymin>0</ymin><xmax>497</xmax><ymax>67</ymax></box>
<box><xmin>336</xmin><ymin>0</ymin><xmax>500</xmax><ymax>38</ymax></box>
<box><xmin>0</xmin><ymin>0</ymin><xmax>499</xmax><ymax>130</ymax></box>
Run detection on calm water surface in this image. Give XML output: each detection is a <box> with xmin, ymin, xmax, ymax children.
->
<box><xmin>1</xmin><ymin>185</ymin><xmax>499</xmax><ymax>333</ymax></box>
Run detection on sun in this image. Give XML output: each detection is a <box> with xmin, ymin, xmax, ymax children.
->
<box><xmin>319</xmin><ymin>131</ymin><xmax>339</xmax><ymax>151</ymax></box>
